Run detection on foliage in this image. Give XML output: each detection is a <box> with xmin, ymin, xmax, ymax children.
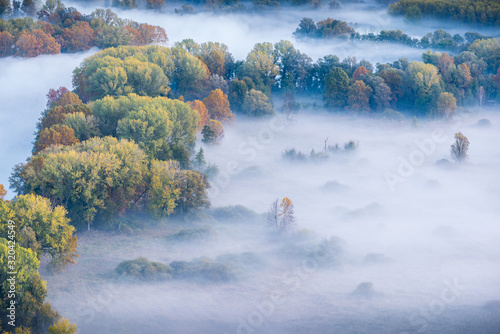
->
<box><xmin>201</xmin><ymin>119</ymin><xmax>224</xmax><ymax>144</ymax></box>
<box><xmin>114</xmin><ymin>257</ymin><xmax>172</xmax><ymax>280</ymax></box>
<box><xmin>48</xmin><ymin>318</ymin><xmax>77</xmax><ymax>334</ymax></box>
<box><xmin>437</xmin><ymin>92</ymin><xmax>457</xmax><ymax>118</ymax></box>
<box><xmin>294</xmin><ymin>18</ymin><xmax>354</xmax><ymax>39</ymax></box>
<box><xmin>389</xmin><ymin>0</ymin><xmax>500</xmax><ymax>25</ymax></box>
<box><xmin>324</xmin><ymin>67</ymin><xmax>349</xmax><ymax>109</ymax></box>
<box><xmin>0</xmin><ymin>238</ymin><xmax>61</xmax><ymax>332</ymax></box>
<box><xmin>0</xmin><ymin>7</ymin><xmax>167</xmax><ymax>58</ymax></box>
<box><xmin>241</xmin><ymin>89</ymin><xmax>273</xmax><ymax>117</ymax></box>
<box><xmin>202</xmin><ymin>89</ymin><xmax>235</xmax><ymax>123</ymax></box>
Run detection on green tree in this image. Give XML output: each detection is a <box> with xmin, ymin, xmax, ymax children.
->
<box><xmin>201</xmin><ymin>120</ymin><xmax>224</xmax><ymax>144</ymax></box>
<box><xmin>48</xmin><ymin>318</ymin><xmax>77</xmax><ymax>334</ymax></box>
<box><xmin>324</xmin><ymin>67</ymin><xmax>349</xmax><ymax>109</ymax></box>
<box><xmin>241</xmin><ymin>89</ymin><xmax>273</xmax><ymax>117</ymax></box>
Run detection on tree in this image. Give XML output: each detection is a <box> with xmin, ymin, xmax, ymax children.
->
<box><xmin>346</xmin><ymin>80</ymin><xmax>373</xmax><ymax>112</ymax></box>
<box><xmin>241</xmin><ymin>89</ymin><xmax>273</xmax><ymax>117</ymax></box>
<box><xmin>450</xmin><ymin>132</ymin><xmax>469</xmax><ymax>162</ymax></box>
<box><xmin>228</xmin><ymin>79</ymin><xmax>249</xmax><ymax>112</ymax></box>
<box><xmin>34</xmin><ymin>124</ymin><xmax>79</xmax><ymax>154</ymax></box>
<box><xmin>293</xmin><ymin>18</ymin><xmax>318</xmax><ymax>38</ymax></box>
<box><xmin>15</xmin><ymin>29</ymin><xmax>61</xmax><ymax>57</ymax></box>
<box><xmin>352</xmin><ymin>66</ymin><xmax>370</xmax><ymax>81</ymax></box>
<box><xmin>268</xmin><ymin>197</ymin><xmax>295</xmax><ymax>232</ymax></box>
<box><xmin>437</xmin><ymin>92</ymin><xmax>457</xmax><ymax>118</ymax></box>
<box><xmin>201</xmin><ymin>120</ymin><xmax>224</xmax><ymax>144</ymax></box>
<box><xmin>203</xmin><ymin>89</ymin><xmax>235</xmax><ymax>123</ymax></box>
<box><xmin>0</xmin><ymin>31</ymin><xmax>15</xmax><ymax>57</ymax></box>
<box><xmin>0</xmin><ymin>238</ymin><xmax>60</xmax><ymax>331</ymax></box>
<box><xmin>62</xmin><ymin>113</ymin><xmax>100</xmax><ymax>141</ymax></box>
<box><xmin>238</xmin><ymin>42</ymin><xmax>279</xmax><ymax>95</ymax></box>
<box><xmin>46</xmin><ymin>87</ymin><xmax>70</xmax><ymax>108</ymax></box>
<box><xmin>4</xmin><ymin>194</ymin><xmax>78</xmax><ymax>271</ymax></box>
<box><xmin>324</xmin><ymin>67</ymin><xmax>349</xmax><ymax>109</ymax></box>
<box><xmin>192</xmin><ymin>148</ymin><xmax>207</xmax><ymax>170</ymax></box>
<box><xmin>53</xmin><ymin>92</ymin><xmax>82</xmax><ymax>108</ymax></box>
<box><xmin>48</xmin><ymin>318</ymin><xmax>77</xmax><ymax>334</ymax></box>
<box><xmin>145</xmin><ymin>0</ymin><xmax>165</xmax><ymax>9</ymax></box>
<box><xmin>13</xmin><ymin>137</ymin><xmax>148</xmax><ymax>230</ymax></box>
<box><xmin>40</xmin><ymin>104</ymin><xmax>91</xmax><ymax>130</ymax></box>
<box><xmin>94</xmin><ymin>94</ymin><xmax>198</xmax><ymax>163</ymax></box>
<box><xmin>187</xmin><ymin>100</ymin><xmax>209</xmax><ymax>130</ymax></box>
<box><xmin>61</xmin><ymin>21</ymin><xmax>94</xmax><ymax>53</ymax></box>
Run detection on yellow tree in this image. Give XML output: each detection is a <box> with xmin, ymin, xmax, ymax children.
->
<box><xmin>203</xmin><ymin>89</ymin><xmax>235</xmax><ymax>123</ymax></box>
<box><xmin>279</xmin><ymin>197</ymin><xmax>295</xmax><ymax>232</ymax></box>
<box><xmin>437</xmin><ymin>92</ymin><xmax>457</xmax><ymax>119</ymax></box>
<box><xmin>0</xmin><ymin>184</ymin><xmax>6</xmax><ymax>200</ymax></box>
<box><xmin>188</xmin><ymin>100</ymin><xmax>209</xmax><ymax>130</ymax></box>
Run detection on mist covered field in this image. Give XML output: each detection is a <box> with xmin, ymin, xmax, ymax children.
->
<box><xmin>1</xmin><ymin>0</ymin><xmax>499</xmax><ymax>333</ymax></box>
<box><xmin>38</xmin><ymin>110</ymin><xmax>500</xmax><ymax>333</ymax></box>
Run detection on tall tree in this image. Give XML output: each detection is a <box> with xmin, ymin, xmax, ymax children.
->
<box><xmin>203</xmin><ymin>89</ymin><xmax>235</xmax><ymax>123</ymax></box>
<box><xmin>324</xmin><ymin>67</ymin><xmax>349</xmax><ymax>109</ymax></box>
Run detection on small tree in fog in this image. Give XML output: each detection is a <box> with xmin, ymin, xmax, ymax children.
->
<box><xmin>450</xmin><ymin>132</ymin><xmax>469</xmax><ymax>162</ymax></box>
<box><xmin>267</xmin><ymin>199</ymin><xmax>279</xmax><ymax>229</ymax></box>
<box><xmin>267</xmin><ymin>197</ymin><xmax>295</xmax><ymax>232</ymax></box>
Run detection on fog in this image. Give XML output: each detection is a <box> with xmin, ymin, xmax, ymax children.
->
<box><xmin>1</xmin><ymin>2</ymin><xmax>499</xmax><ymax>333</ymax></box>
<box><xmin>0</xmin><ymin>50</ymin><xmax>96</xmax><ymax>198</ymax></box>
<box><xmin>40</xmin><ymin>109</ymin><xmax>500</xmax><ymax>333</ymax></box>
<box><xmin>64</xmin><ymin>0</ymin><xmax>500</xmax><ymax>62</ymax></box>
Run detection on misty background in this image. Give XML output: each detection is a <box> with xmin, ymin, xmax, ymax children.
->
<box><xmin>1</xmin><ymin>1</ymin><xmax>500</xmax><ymax>333</ymax></box>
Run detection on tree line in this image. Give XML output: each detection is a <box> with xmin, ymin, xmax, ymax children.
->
<box><xmin>388</xmin><ymin>0</ymin><xmax>500</xmax><ymax>25</ymax></box>
<box><xmin>0</xmin><ymin>3</ymin><xmax>167</xmax><ymax>57</ymax></box>
<box><xmin>294</xmin><ymin>17</ymin><xmax>494</xmax><ymax>54</ymax></box>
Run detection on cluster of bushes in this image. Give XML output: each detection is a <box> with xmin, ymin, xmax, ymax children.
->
<box><xmin>0</xmin><ymin>3</ymin><xmax>167</xmax><ymax>57</ymax></box>
<box><xmin>388</xmin><ymin>0</ymin><xmax>500</xmax><ymax>25</ymax></box>
<box><xmin>283</xmin><ymin>140</ymin><xmax>358</xmax><ymax>162</ymax></box>
<box><xmin>167</xmin><ymin>225</ymin><xmax>216</xmax><ymax>241</ymax></box>
<box><xmin>115</xmin><ymin>256</ymin><xmax>234</xmax><ymax>282</ymax></box>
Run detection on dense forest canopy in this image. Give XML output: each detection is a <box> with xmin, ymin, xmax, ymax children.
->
<box><xmin>388</xmin><ymin>0</ymin><xmax>500</xmax><ymax>25</ymax></box>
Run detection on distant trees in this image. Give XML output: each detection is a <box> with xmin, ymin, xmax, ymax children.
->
<box><xmin>267</xmin><ymin>197</ymin><xmax>295</xmax><ymax>232</ymax></box>
<box><xmin>450</xmin><ymin>132</ymin><xmax>469</xmax><ymax>162</ymax></box>
<box><xmin>0</xmin><ymin>7</ymin><xmax>167</xmax><ymax>59</ymax></box>
<box><xmin>294</xmin><ymin>18</ymin><xmax>354</xmax><ymax>39</ymax></box>
<box><xmin>389</xmin><ymin>0</ymin><xmax>500</xmax><ymax>25</ymax></box>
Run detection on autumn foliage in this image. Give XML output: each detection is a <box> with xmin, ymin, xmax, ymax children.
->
<box><xmin>203</xmin><ymin>89</ymin><xmax>235</xmax><ymax>123</ymax></box>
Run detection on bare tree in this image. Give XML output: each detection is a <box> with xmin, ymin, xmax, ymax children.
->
<box><xmin>267</xmin><ymin>199</ymin><xmax>279</xmax><ymax>230</ymax></box>
<box><xmin>450</xmin><ymin>132</ymin><xmax>469</xmax><ymax>162</ymax></box>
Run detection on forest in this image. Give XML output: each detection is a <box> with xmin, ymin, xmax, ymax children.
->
<box><xmin>0</xmin><ymin>0</ymin><xmax>499</xmax><ymax>333</ymax></box>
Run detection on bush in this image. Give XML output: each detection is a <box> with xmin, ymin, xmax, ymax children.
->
<box><xmin>168</xmin><ymin>225</ymin><xmax>215</xmax><ymax>241</ymax></box>
<box><xmin>114</xmin><ymin>257</ymin><xmax>172</xmax><ymax>280</ymax></box>
<box><xmin>283</xmin><ymin>147</ymin><xmax>307</xmax><ymax>161</ymax></box>
<box><xmin>170</xmin><ymin>258</ymin><xmax>234</xmax><ymax>283</ymax></box>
